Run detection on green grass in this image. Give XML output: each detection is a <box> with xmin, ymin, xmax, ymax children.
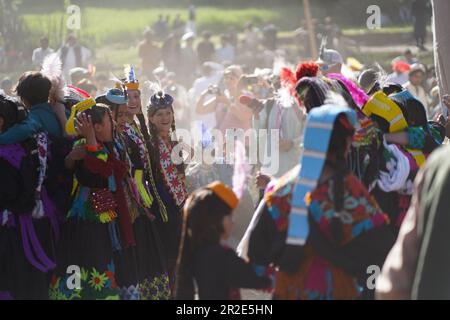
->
<box><xmin>10</xmin><ymin>4</ymin><xmax>434</xmax><ymax>79</ymax></box>
<box><xmin>22</xmin><ymin>6</ymin><xmax>301</xmax><ymax>48</ymax></box>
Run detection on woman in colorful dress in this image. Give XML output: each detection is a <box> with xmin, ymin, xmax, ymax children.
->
<box><xmin>146</xmin><ymin>91</ymin><xmax>188</xmax><ymax>292</ymax></box>
<box><xmin>238</xmin><ymin>101</ymin><xmax>395</xmax><ymax>300</ymax></box>
<box><xmin>50</xmin><ymin>101</ymin><xmax>130</xmax><ymax>300</ymax></box>
<box><xmin>0</xmin><ymin>94</ymin><xmax>59</xmax><ymax>299</ymax></box>
<box><xmin>96</xmin><ymin>88</ymin><xmax>170</xmax><ymax>300</ymax></box>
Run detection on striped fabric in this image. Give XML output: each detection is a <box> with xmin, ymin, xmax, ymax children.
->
<box><xmin>286</xmin><ymin>104</ymin><xmax>357</xmax><ymax>246</ymax></box>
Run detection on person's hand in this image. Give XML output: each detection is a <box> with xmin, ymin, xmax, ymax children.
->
<box><xmin>67</xmin><ymin>145</ymin><xmax>86</xmax><ymax>161</ymax></box>
<box><xmin>75</xmin><ymin>113</ymin><xmax>97</xmax><ymax>145</ymax></box>
<box><xmin>443</xmin><ymin>94</ymin><xmax>450</xmax><ymax>111</ymax></box>
<box><xmin>250</xmin><ymin>99</ymin><xmax>265</xmax><ymax>116</ymax></box>
<box><xmin>256</xmin><ymin>172</ymin><xmax>271</xmax><ymax>190</ymax></box>
<box><xmin>216</xmin><ymin>94</ymin><xmax>231</xmax><ymax>106</ymax></box>
<box><xmin>434</xmin><ymin>112</ymin><xmax>448</xmax><ymax>127</ymax></box>
<box><xmin>279</xmin><ymin>139</ymin><xmax>294</xmax><ymax>152</ymax></box>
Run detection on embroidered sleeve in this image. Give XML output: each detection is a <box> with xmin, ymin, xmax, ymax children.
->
<box><xmin>407</xmin><ymin>127</ymin><xmax>427</xmax><ymax>149</ymax></box>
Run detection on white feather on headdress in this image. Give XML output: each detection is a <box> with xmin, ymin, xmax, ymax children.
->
<box><xmin>232</xmin><ymin>140</ymin><xmax>251</xmax><ymax>199</ymax></box>
<box><xmin>41</xmin><ymin>53</ymin><xmax>65</xmax><ymax>102</ymax></box>
<box><xmin>109</xmin><ymin>72</ymin><xmax>125</xmax><ymax>89</ymax></box>
<box><xmin>147</xmin><ymin>80</ymin><xmax>162</xmax><ymax>97</ymax></box>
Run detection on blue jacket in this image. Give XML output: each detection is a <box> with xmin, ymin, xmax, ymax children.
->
<box><xmin>0</xmin><ymin>102</ymin><xmax>62</xmax><ymax>144</ymax></box>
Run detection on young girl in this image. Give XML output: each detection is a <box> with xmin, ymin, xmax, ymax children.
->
<box><xmin>147</xmin><ymin>91</ymin><xmax>188</xmax><ymax>291</ymax></box>
<box><xmin>239</xmin><ymin>103</ymin><xmax>395</xmax><ymax>300</ymax></box>
<box><xmin>120</xmin><ymin>67</ymin><xmax>167</xmax><ymax>226</ymax></box>
<box><xmin>97</xmin><ymin>88</ymin><xmax>171</xmax><ymax>300</ymax></box>
<box><xmin>121</xmin><ymin>68</ymin><xmax>172</xmax><ymax>298</ymax></box>
<box><xmin>175</xmin><ymin>181</ymin><xmax>271</xmax><ymax>300</ymax></box>
<box><xmin>0</xmin><ymin>94</ymin><xmax>59</xmax><ymax>299</ymax></box>
<box><xmin>50</xmin><ymin>101</ymin><xmax>132</xmax><ymax>300</ymax></box>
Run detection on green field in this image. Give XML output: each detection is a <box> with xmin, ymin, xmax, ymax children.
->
<box><xmin>2</xmin><ymin>2</ymin><xmax>429</xmax><ymax>80</ymax></box>
<box><xmin>22</xmin><ymin>5</ymin><xmax>302</xmax><ymax>48</ymax></box>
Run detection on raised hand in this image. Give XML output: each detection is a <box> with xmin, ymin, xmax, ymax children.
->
<box><xmin>75</xmin><ymin>113</ymin><xmax>97</xmax><ymax>146</ymax></box>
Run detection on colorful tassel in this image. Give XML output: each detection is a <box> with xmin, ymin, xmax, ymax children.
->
<box><xmin>134</xmin><ymin>169</ymin><xmax>153</xmax><ymax>208</ymax></box>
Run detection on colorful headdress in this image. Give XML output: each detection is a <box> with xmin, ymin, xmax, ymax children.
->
<box><xmin>389</xmin><ymin>89</ymin><xmax>428</xmax><ymax>128</ymax></box>
<box><xmin>295</xmin><ymin>76</ymin><xmax>330</xmax><ymax>112</ymax></box>
<box><xmin>41</xmin><ymin>53</ymin><xmax>65</xmax><ymax>104</ymax></box>
<box><xmin>122</xmin><ymin>65</ymin><xmax>139</xmax><ymax>91</ymax></box>
<box><xmin>105</xmin><ymin>88</ymin><xmax>127</xmax><ymax>106</ymax></box>
<box><xmin>362</xmin><ymin>91</ymin><xmax>408</xmax><ymax>133</ymax></box>
<box><xmin>363</xmin><ymin>90</ymin><xmax>426</xmax><ymax>166</ymax></box>
<box><xmin>327</xmin><ymin>73</ymin><xmax>369</xmax><ymax>108</ymax></box>
<box><xmin>65</xmin><ymin>97</ymin><xmax>96</xmax><ymax>136</ymax></box>
<box><xmin>286</xmin><ymin>103</ymin><xmax>357</xmax><ymax>246</ymax></box>
<box><xmin>280</xmin><ymin>61</ymin><xmax>319</xmax><ymax>105</ymax></box>
<box><xmin>147</xmin><ymin>91</ymin><xmax>174</xmax><ymax>113</ymax></box>
<box><xmin>207</xmin><ymin>181</ymin><xmax>239</xmax><ymax>210</ymax></box>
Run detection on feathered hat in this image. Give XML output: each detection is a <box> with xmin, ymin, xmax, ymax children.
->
<box><xmin>147</xmin><ymin>90</ymin><xmax>174</xmax><ymax>114</ymax></box>
<box><xmin>41</xmin><ymin>53</ymin><xmax>65</xmax><ymax>104</ymax></box>
<box><xmin>119</xmin><ymin>65</ymin><xmax>140</xmax><ymax>91</ymax></box>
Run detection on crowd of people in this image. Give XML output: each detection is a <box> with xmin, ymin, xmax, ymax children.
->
<box><xmin>3</xmin><ymin>1</ymin><xmax>450</xmax><ymax>301</ymax></box>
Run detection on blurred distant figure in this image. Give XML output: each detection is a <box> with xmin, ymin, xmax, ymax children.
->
<box><xmin>0</xmin><ymin>43</ymin><xmax>4</xmax><ymax>69</ymax></box>
<box><xmin>186</xmin><ymin>3</ymin><xmax>197</xmax><ymax>35</ymax></box>
<box><xmin>386</xmin><ymin>58</ymin><xmax>411</xmax><ymax>85</ymax></box>
<box><xmin>32</xmin><ymin>37</ymin><xmax>54</xmax><ymax>69</ymax></box>
<box><xmin>69</xmin><ymin>67</ymin><xmax>90</xmax><ymax>87</ymax></box>
<box><xmin>262</xmin><ymin>22</ymin><xmax>278</xmax><ymax>50</ymax></box>
<box><xmin>425</xmin><ymin>64</ymin><xmax>437</xmax><ymax>93</ymax></box>
<box><xmin>138</xmin><ymin>29</ymin><xmax>160</xmax><ymax>80</ymax></box>
<box><xmin>161</xmin><ymin>33</ymin><xmax>181</xmax><ymax>73</ymax></box>
<box><xmin>0</xmin><ymin>77</ymin><xmax>13</xmax><ymax>96</ymax></box>
<box><xmin>316</xmin><ymin>48</ymin><xmax>343</xmax><ymax>76</ymax></box>
<box><xmin>164</xmin><ymin>71</ymin><xmax>190</xmax><ymax>131</ymax></box>
<box><xmin>411</xmin><ymin>0</ymin><xmax>432</xmax><ymax>51</ymax></box>
<box><xmin>189</xmin><ymin>61</ymin><xmax>224</xmax><ymax>136</ymax></box>
<box><xmin>228</xmin><ymin>27</ymin><xmax>239</xmax><ymax>49</ymax></box>
<box><xmin>403</xmin><ymin>48</ymin><xmax>418</xmax><ymax>65</ymax></box>
<box><xmin>153</xmin><ymin>14</ymin><xmax>169</xmax><ymax>41</ymax></box>
<box><xmin>399</xmin><ymin>2</ymin><xmax>412</xmax><ymax>23</ymax></box>
<box><xmin>244</xmin><ymin>23</ymin><xmax>260</xmax><ymax>50</ymax></box>
<box><xmin>94</xmin><ymin>73</ymin><xmax>109</xmax><ymax>95</ymax></box>
<box><xmin>405</xmin><ymin>63</ymin><xmax>429</xmax><ymax>113</ymax></box>
<box><xmin>180</xmin><ymin>32</ymin><xmax>197</xmax><ymax>86</ymax></box>
<box><xmin>197</xmin><ymin>31</ymin><xmax>215</xmax><ymax>64</ymax></box>
<box><xmin>58</xmin><ymin>34</ymin><xmax>92</xmax><ymax>84</ymax></box>
<box><xmin>323</xmin><ymin>17</ymin><xmax>341</xmax><ymax>49</ymax></box>
<box><xmin>216</xmin><ymin>34</ymin><xmax>235</xmax><ymax>63</ymax></box>
<box><xmin>172</xmin><ymin>14</ymin><xmax>185</xmax><ymax>34</ymax></box>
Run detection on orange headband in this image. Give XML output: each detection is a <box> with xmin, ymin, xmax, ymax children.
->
<box><xmin>207</xmin><ymin>181</ymin><xmax>239</xmax><ymax>210</ymax></box>
<box><xmin>125</xmin><ymin>82</ymin><xmax>139</xmax><ymax>90</ymax></box>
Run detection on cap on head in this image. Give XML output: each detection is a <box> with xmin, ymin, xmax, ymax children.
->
<box><xmin>207</xmin><ymin>181</ymin><xmax>239</xmax><ymax>210</ymax></box>
<box><xmin>316</xmin><ymin>49</ymin><xmax>343</xmax><ymax>67</ymax></box>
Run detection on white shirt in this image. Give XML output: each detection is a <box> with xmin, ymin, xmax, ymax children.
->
<box><xmin>189</xmin><ymin>69</ymin><xmax>224</xmax><ymax>137</ymax></box>
<box><xmin>216</xmin><ymin>45</ymin><xmax>235</xmax><ymax>63</ymax></box>
<box><xmin>57</xmin><ymin>45</ymin><xmax>92</xmax><ymax>84</ymax></box>
<box><xmin>32</xmin><ymin>47</ymin><xmax>54</xmax><ymax>68</ymax></box>
<box><xmin>254</xmin><ymin>98</ymin><xmax>305</xmax><ymax>178</ymax></box>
